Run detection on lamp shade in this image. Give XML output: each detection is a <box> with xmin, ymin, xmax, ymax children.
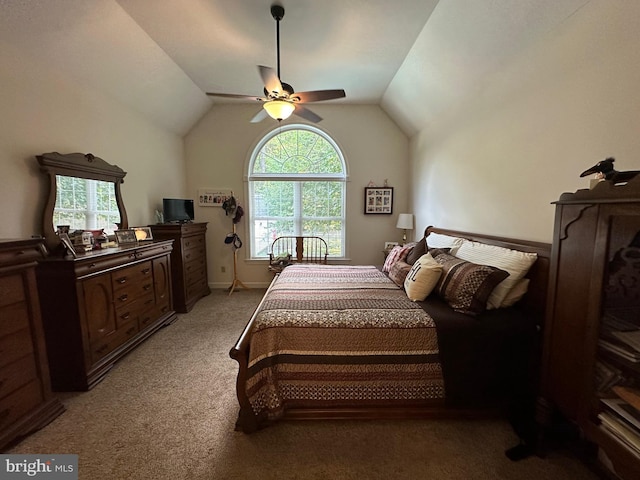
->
<box><xmin>263</xmin><ymin>100</ymin><xmax>295</xmax><ymax>121</ymax></box>
<box><xmin>396</xmin><ymin>213</ymin><xmax>414</xmax><ymax>230</ymax></box>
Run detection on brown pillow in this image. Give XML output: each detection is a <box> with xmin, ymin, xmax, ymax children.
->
<box><xmin>405</xmin><ymin>237</ymin><xmax>427</xmax><ymax>265</ymax></box>
<box><xmin>431</xmin><ymin>250</ymin><xmax>509</xmax><ymax>315</ymax></box>
<box><xmin>388</xmin><ymin>261</ymin><xmax>412</xmax><ymax>287</ymax></box>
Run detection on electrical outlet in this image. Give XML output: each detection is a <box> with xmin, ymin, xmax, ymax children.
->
<box><xmin>221</xmin><ymin>266</ymin><xmax>226</xmax><ymax>273</ymax></box>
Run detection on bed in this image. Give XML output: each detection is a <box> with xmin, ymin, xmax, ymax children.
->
<box><xmin>229</xmin><ymin>227</ymin><xmax>551</xmax><ymax>440</ymax></box>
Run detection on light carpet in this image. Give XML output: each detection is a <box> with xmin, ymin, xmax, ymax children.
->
<box><xmin>10</xmin><ymin>289</ymin><xmax>599</xmax><ymax>479</ymax></box>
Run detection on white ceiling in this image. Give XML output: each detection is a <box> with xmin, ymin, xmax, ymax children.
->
<box><xmin>0</xmin><ymin>0</ymin><xmax>591</xmax><ymax>136</ymax></box>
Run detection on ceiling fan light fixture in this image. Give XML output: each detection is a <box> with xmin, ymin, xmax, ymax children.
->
<box><xmin>263</xmin><ymin>100</ymin><xmax>295</xmax><ymax>121</ymax></box>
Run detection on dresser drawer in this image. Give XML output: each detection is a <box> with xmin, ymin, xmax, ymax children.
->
<box><xmin>182</xmin><ymin>234</ymin><xmax>205</xmax><ymax>251</ymax></box>
<box><xmin>0</xmin><ymin>380</ymin><xmax>43</xmax><ymax>432</ymax></box>
<box><xmin>74</xmin><ymin>251</ymin><xmax>138</xmax><ymax>278</ymax></box>
<box><xmin>112</xmin><ymin>261</ymin><xmax>153</xmax><ymax>293</ymax></box>
<box><xmin>0</xmin><ymin>302</ymin><xmax>30</xmax><ymax>337</ymax></box>
<box><xmin>114</xmin><ymin>291</ymin><xmax>154</xmax><ymax>328</ymax></box>
<box><xmin>0</xmin><ymin>242</ymin><xmax>42</xmax><ymax>267</ymax></box>
<box><xmin>0</xmin><ymin>329</ymin><xmax>34</xmax><ymax>368</ymax></box>
<box><xmin>0</xmin><ymin>356</ymin><xmax>38</xmax><ymax>400</ymax></box>
<box><xmin>183</xmin><ymin>244</ymin><xmax>205</xmax><ymax>264</ymax></box>
<box><xmin>90</xmin><ymin>318</ymin><xmax>139</xmax><ymax>364</ymax></box>
<box><xmin>186</xmin><ymin>276</ymin><xmax>209</xmax><ymax>301</ymax></box>
<box><xmin>184</xmin><ymin>258</ymin><xmax>206</xmax><ymax>285</ymax></box>
<box><xmin>0</xmin><ymin>274</ymin><xmax>25</xmax><ymax>308</ymax></box>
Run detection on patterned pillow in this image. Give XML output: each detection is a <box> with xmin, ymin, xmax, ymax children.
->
<box><xmin>453</xmin><ymin>240</ymin><xmax>537</xmax><ymax>309</ymax></box>
<box><xmin>404</xmin><ymin>253</ymin><xmax>443</xmax><ymax>301</ymax></box>
<box><xmin>388</xmin><ymin>260</ymin><xmax>412</xmax><ymax>287</ymax></box>
<box><xmin>382</xmin><ymin>244</ymin><xmax>414</xmax><ymax>273</ymax></box>
<box><xmin>430</xmin><ymin>250</ymin><xmax>509</xmax><ymax>315</ymax></box>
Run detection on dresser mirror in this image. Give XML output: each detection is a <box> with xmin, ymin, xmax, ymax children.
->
<box><xmin>37</xmin><ymin>152</ymin><xmax>129</xmax><ymax>253</ymax></box>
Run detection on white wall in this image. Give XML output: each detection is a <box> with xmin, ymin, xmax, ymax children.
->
<box><xmin>185</xmin><ymin>103</ymin><xmax>409</xmax><ymax>287</ymax></box>
<box><xmin>0</xmin><ymin>41</ymin><xmax>187</xmax><ymax>240</ymax></box>
<box><xmin>409</xmin><ymin>0</ymin><xmax>640</xmax><ymax>243</ymax></box>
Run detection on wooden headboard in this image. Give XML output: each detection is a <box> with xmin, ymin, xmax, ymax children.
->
<box><xmin>424</xmin><ymin>226</ymin><xmax>552</xmax><ymax>326</ymax></box>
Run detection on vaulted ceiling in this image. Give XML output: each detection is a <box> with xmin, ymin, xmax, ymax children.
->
<box><xmin>0</xmin><ymin>0</ymin><xmax>591</xmax><ymax>137</ymax></box>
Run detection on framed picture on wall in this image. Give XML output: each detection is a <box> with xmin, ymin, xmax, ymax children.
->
<box><xmin>198</xmin><ymin>189</ymin><xmax>232</xmax><ymax>207</ymax></box>
<box><xmin>364</xmin><ymin>187</ymin><xmax>393</xmax><ymax>214</ymax></box>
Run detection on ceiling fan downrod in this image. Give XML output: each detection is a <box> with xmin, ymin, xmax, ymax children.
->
<box><xmin>271</xmin><ymin>4</ymin><xmax>285</xmax><ymax>80</ymax></box>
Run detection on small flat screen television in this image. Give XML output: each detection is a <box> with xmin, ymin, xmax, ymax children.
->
<box><xmin>163</xmin><ymin>198</ymin><xmax>194</xmax><ymax>223</ymax></box>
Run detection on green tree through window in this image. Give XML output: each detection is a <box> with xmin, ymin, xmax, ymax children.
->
<box><xmin>248</xmin><ymin>124</ymin><xmax>347</xmax><ymax>258</ymax></box>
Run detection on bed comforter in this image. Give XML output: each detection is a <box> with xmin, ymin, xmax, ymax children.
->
<box><xmin>246</xmin><ymin>265</ymin><xmax>445</xmax><ymax>421</ymax></box>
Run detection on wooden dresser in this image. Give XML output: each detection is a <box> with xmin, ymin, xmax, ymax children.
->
<box><xmin>0</xmin><ymin>239</ymin><xmax>64</xmax><ymax>451</ymax></box>
<box><xmin>150</xmin><ymin>223</ymin><xmax>210</xmax><ymax>313</ymax></box>
<box><xmin>539</xmin><ymin>177</ymin><xmax>640</xmax><ymax>479</ymax></box>
<box><xmin>36</xmin><ymin>241</ymin><xmax>177</xmax><ymax>391</ymax></box>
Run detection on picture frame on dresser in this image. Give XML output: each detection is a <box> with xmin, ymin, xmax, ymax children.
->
<box><xmin>132</xmin><ymin>226</ymin><xmax>153</xmax><ymax>242</ymax></box>
<box><xmin>114</xmin><ymin>229</ymin><xmax>137</xmax><ymax>245</ymax></box>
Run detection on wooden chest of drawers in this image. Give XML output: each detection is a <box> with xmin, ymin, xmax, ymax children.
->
<box><xmin>150</xmin><ymin>223</ymin><xmax>210</xmax><ymax>313</ymax></box>
<box><xmin>0</xmin><ymin>239</ymin><xmax>64</xmax><ymax>450</ymax></box>
<box><xmin>36</xmin><ymin>241</ymin><xmax>176</xmax><ymax>391</ymax></box>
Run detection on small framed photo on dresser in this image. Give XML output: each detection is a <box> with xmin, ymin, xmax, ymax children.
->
<box><xmin>114</xmin><ymin>229</ymin><xmax>138</xmax><ymax>245</ymax></box>
<box><xmin>132</xmin><ymin>226</ymin><xmax>153</xmax><ymax>242</ymax></box>
<box><xmin>364</xmin><ymin>187</ymin><xmax>393</xmax><ymax>214</ymax></box>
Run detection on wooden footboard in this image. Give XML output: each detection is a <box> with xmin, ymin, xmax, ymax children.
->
<box><xmin>228</xmin><ymin>275</ymin><xmax>278</xmax><ymax>433</ymax></box>
<box><xmin>229</xmin><ymin>227</ymin><xmax>552</xmax><ymax>434</ymax></box>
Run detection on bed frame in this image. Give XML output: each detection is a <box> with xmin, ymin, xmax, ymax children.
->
<box><xmin>229</xmin><ymin>226</ymin><xmax>551</xmax><ymax>433</ymax></box>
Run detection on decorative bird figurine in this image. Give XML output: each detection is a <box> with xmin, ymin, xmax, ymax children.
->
<box><xmin>580</xmin><ymin>157</ymin><xmax>640</xmax><ymax>184</ymax></box>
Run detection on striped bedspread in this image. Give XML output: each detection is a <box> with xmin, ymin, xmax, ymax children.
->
<box><xmin>246</xmin><ymin>264</ymin><xmax>445</xmax><ymax>421</ymax></box>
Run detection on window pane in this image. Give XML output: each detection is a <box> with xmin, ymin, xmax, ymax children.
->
<box><xmin>249</xmin><ymin>125</ymin><xmax>346</xmax><ymax>258</ymax></box>
<box><xmin>253</xmin><ymin>181</ymin><xmax>294</xmax><ymax>217</ymax></box>
<box><xmin>253</xmin><ymin>130</ymin><xmax>343</xmax><ymax>175</ymax></box>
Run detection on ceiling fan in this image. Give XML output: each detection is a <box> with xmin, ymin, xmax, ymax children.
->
<box><xmin>206</xmin><ymin>4</ymin><xmax>346</xmax><ymax>123</ymax></box>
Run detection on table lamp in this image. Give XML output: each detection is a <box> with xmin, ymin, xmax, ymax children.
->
<box><xmin>396</xmin><ymin>213</ymin><xmax>414</xmax><ymax>245</ymax></box>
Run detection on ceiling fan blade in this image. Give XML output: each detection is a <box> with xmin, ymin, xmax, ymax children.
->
<box><xmin>206</xmin><ymin>92</ymin><xmax>263</xmax><ymax>101</ymax></box>
<box><xmin>293</xmin><ymin>104</ymin><xmax>323</xmax><ymax>123</ymax></box>
<box><xmin>291</xmin><ymin>89</ymin><xmax>346</xmax><ymax>103</ymax></box>
<box><xmin>250</xmin><ymin>109</ymin><xmax>269</xmax><ymax>123</ymax></box>
<box><xmin>258</xmin><ymin>65</ymin><xmax>282</xmax><ymax>95</ymax></box>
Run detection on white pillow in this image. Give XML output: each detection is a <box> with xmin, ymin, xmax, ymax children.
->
<box><xmin>404</xmin><ymin>253</ymin><xmax>443</xmax><ymax>301</ymax></box>
<box><xmin>500</xmin><ymin>278</ymin><xmax>530</xmax><ymax>307</ymax></box>
<box><xmin>426</xmin><ymin>233</ymin><xmax>464</xmax><ymax>253</ymax></box>
<box><xmin>454</xmin><ymin>241</ymin><xmax>537</xmax><ymax>309</ymax></box>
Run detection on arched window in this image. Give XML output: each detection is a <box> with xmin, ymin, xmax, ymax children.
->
<box><xmin>248</xmin><ymin>124</ymin><xmax>347</xmax><ymax>259</ymax></box>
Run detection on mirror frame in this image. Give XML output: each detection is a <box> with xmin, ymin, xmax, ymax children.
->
<box><xmin>37</xmin><ymin>152</ymin><xmax>129</xmax><ymax>253</ymax></box>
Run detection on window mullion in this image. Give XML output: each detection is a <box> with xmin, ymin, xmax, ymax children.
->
<box><xmin>294</xmin><ymin>181</ymin><xmax>302</xmax><ymax>235</ymax></box>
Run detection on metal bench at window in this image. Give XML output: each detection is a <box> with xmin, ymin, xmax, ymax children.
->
<box><xmin>268</xmin><ymin>236</ymin><xmax>328</xmax><ymax>273</ymax></box>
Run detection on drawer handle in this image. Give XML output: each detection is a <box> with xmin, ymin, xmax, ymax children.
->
<box><xmin>118</xmin><ymin>294</ymin><xmax>129</xmax><ymax>302</ymax></box>
<box><xmin>142</xmin><ymin>268</ymin><xmax>151</xmax><ymax>274</ymax></box>
<box><xmin>126</xmin><ymin>327</ymin><xmax>136</xmax><ymax>335</ymax></box>
<box><xmin>141</xmin><ymin>317</ymin><xmax>151</xmax><ymax>324</ymax></box>
<box><xmin>143</xmin><ymin>284</ymin><xmax>152</xmax><ymax>291</ymax></box>
<box><xmin>120</xmin><ymin>312</ymin><xmax>131</xmax><ymax>320</ymax></box>
<box><xmin>96</xmin><ymin>344</ymin><xmax>108</xmax><ymax>354</ymax></box>
<box><xmin>161</xmin><ymin>306</ymin><xmax>168</xmax><ymax>313</ymax></box>
<box><xmin>116</xmin><ymin>277</ymin><xmax>127</xmax><ymax>284</ymax></box>
<box><xmin>16</xmin><ymin>250</ymin><xmax>25</xmax><ymax>256</ymax></box>
<box><xmin>90</xmin><ymin>263</ymin><xmax>97</xmax><ymax>268</ymax></box>
<box><xmin>145</xmin><ymin>298</ymin><xmax>154</xmax><ymax>305</ymax></box>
